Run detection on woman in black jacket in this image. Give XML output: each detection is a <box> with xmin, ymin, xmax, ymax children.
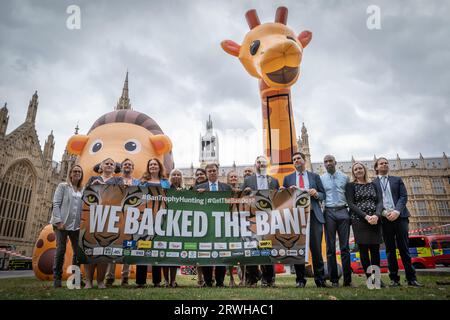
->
<box><xmin>345</xmin><ymin>162</ymin><xmax>384</xmax><ymax>281</ymax></box>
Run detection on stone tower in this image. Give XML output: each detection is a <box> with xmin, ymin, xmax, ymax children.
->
<box><xmin>199</xmin><ymin>115</ymin><xmax>219</xmax><ymax>167</ymax></box>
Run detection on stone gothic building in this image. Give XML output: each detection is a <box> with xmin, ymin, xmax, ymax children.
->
<box><xmin>0</xmin><ymin>72</ymin><xmax>133</xmax><ymax>259</ymax></box>
<box><xmin>0</xmin><ymin>92</ymin><xmax>76</xmax><ymax>257</ymax></box>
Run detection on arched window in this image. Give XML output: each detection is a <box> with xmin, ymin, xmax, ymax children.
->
<box><xmin>0</xmin><ymin>161</ymin><xmax>36</xmax><ymax>238</ymax></box>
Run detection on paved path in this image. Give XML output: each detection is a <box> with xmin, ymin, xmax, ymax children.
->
<box><xmin>0</xmin><ymin>270</ymin><xmax>34</xmax><ymax>279</ymax></box>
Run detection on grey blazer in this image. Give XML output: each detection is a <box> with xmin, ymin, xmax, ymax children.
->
<box><xmin>242</xmin><ymin>174</ymin><xmax>280</xmax><ymax>191</ymax></box>
<box><xmin>49</xmin><ymin>182</ymin><xmax>83</xmax><ymax>226</ymax></box>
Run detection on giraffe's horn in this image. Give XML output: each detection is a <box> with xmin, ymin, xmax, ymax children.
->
<box><xmin>275</xmin><ymin>6</ymin><xmax>288</xmax><ymax>25</ymax></box>
<box><xmin>245</xmin><ymin>9</ymin><xmax>261</xmax><ymax>29</ymax></box>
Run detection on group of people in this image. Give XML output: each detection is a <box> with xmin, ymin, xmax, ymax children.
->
<box><xmin>50</xmin><ymin>152</ymin><xmax>422</xmax><ymax>289</ymax></box>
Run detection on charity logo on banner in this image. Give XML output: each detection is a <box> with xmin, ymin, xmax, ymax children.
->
<box><xmin>78</xmin><ymin>185</ymin><xmax>310</xmax><ymax>266</ymax></box>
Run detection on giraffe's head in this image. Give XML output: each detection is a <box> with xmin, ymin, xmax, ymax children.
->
<box><xmin>221</xmin><ymin>7</ymin><xmax>312</xmax><ymax>89</ymax></box>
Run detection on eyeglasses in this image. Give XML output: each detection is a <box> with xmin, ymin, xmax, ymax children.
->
<box><xmin>292</xmin><ymin>157</ymin><xmax>302</xmax><ymax>161</ymax></box>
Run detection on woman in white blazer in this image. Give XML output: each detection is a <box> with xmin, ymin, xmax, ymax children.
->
<box><xmin>49</xmin><ymin>165</ymin><xmax>84</xmax><ymax>288</ymax></box>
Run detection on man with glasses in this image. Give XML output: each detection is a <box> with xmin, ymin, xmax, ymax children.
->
<box><xmin>242</xmin><ymin>155</ymin><xmax>280</xmax><ymax>287</ymax></box>
<box><xmin>283</xmin><ymin>152</ymin><xmax>328</xmax><ymax>288</ymax></box>
<box><xmin>195</xmin><ymin>163</ymin><xmax>232</xmax><ymax>287</ymax></box>
<box><xmin>373</xmin><ymin>157</ymin><xmax>422</xmax><ymax>287</ymax></box>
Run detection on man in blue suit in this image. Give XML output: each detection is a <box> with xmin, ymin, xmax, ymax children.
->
<box><xmin>283</xmin><ymin>152</ymin><xmax>328</xmax><ymax>288</ymax></box>
<box><xmin>195</xmin><ymin>163</ymin><xmax>232</xmax><ymax>287</ymax></box>
<box><xmin>373</xmin><ymin>157</ymin><xmax>422</xmax><ymax>287</ymax></box>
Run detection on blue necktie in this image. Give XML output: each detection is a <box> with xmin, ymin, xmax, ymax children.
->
<box><xmin>211</xmin><ymin>183</ymin><xmax>217</xmax><ymax>191</ymax></box>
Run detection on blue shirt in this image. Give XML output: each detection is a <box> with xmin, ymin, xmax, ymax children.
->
<box><xmin>139</xmin><ymin>178</ymin><xmax>170</xmax><ymax>189</ymax></box>
<box><xmin>320</xmin><ymin>170</ymin><xmax>349</xmax><ymax>207</ymax></box>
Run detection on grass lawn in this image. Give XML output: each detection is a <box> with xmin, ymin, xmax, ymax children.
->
<box><xmin>0</xmin><ymin>274</ymin><xmax>449</xmax><ymax>300</ymax></box>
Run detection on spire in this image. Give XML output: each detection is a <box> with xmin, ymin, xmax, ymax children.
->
<box><xmin>419</xmin><ymin>153</ymin><xmax>425</xmax><ymax>168</ymax></box>
<box><xmin>206</xmin><ymin>114</ymin><xmax>213</xmax><ymax>130</ymax></box>
<box><xmin>300</xmin><ymin>122</ymin><xmax>312</xmax><ymax>171</ymax></box>
<box><xmin>396</xmin><ymin>153</ymin><xmax>402</xmax><ymax>170</ymax></box>
<box><xmin>301</xmin><ymin>122</ymin><xmax>307</xmax><ymax>135</ymax></box>
<box><xmin>74</xmin><ymin>122</ymin><xmax>79</xmax><ymax>135</ymax></box>
<box><xmin>351</xmin><ymin>155</ymin><xmax>355</xmax><ymax>163</ymax></box>
<box><xmin>26</xmin><ymin>90</ymin><xmax>38</xmax><ymax>123</ymax></box>
<box><xmin>0</xmin><ymin>102</ymin><xmax>9</xmax><ymax>136</ymax></box>
<box><xmin>444</xmin><ymin>152</ymin><xmax>448</xmax><ymax>169</ymax></box>
<box><xmin>116</xmin><ymin>71</ymin><xmax>131</xmax><ymax>110</ymax></box>
<box><xmin>44</xmin><ymin>130</ymin><xmax>55</xmax><ymax>165</ymax></box>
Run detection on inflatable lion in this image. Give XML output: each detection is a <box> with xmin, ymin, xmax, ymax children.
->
<box><xmin>33</xmin><ymin>109</ymin><xmax>173</xmax><ymax>280</ymax></box>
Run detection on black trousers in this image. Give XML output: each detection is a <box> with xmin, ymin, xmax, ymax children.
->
<box><xmin>135</xmin><ymin>265</ymin><xmax>148</xmax><ymax>285</ymax></box>
<box><xmin>324</xmin><ymin>207</ymin><xmax>352</xmax><ymax>284</ymax></box>
<box><xmin>53</xmin><ymin>229</ymin><xmax>79</xmax><ymax>280</ymax></box>
<box><xmin>294</xmin><ymin>211</ymin><xmax>325</xmax><ymax>285</ymax></box>
<box><xmin>246</xmin><ymin>265</ymin><xmax>260</xmax><ymax>284</ymax></box>
<box><xmin>203</xmin><ymin>266</ymin><xmax>226</xmax><ymax>286</ymax></box>
<box><xmin>152</xmin><ymin>266</ymin><xmax>162</xmax><ymax>285</ymax></box>
<box><xmin>382</xmin><ymin>217</ymin><xmax>416</xmax><ymax>282</ymax></box>
<box><xmin>261</xmin><ymin>265</ymin><xmax>275</xmax><ymax>284</ymax></box>
<box><xmin>358</xmin><ymin>244</ymin><xmax>380</xmax><ymax>277</ymax></box>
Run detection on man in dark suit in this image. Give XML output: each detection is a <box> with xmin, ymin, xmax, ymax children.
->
<box><xmin>373</xmin><ymin>157</ymin><xmax>422</xmax><ymax>287</ymax></box>
<box><xmin>195</xmin><ymin>163</ymin><xmax>232</xmax><ymax>287</ymax></box>
<box><xmin>283</xmin><ymin>152</ymin><xmax>328</xmax><ymax>288</ymax></box>
<box><xmin>242</xmin><ymin>155</ymin><xmax>280</xmax><ymax>287</ymax></box>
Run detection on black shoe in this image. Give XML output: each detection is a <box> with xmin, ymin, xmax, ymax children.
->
<box><xmin>121</xmin><ymin>277</ymin><xmax>129</xmax><ymax>286</ymax></box>
<box><xmin>105</xmin><ymin>278</ymin><xmax>114</xmax><ymax>287</ymax></box>
<box><xmin>389</xmin><ymin>280</ymin><xmax>401</xmax><ymax>287</ymax></box>
<box><xmin>216</xmin><ymin>283</ymin><xmax>225</xmax><ymax>287</ymax></box>
<box><xmin>316</xmin><ymin>281</ymin><xmax>330</xmax><ymax>288</ymax></box>
<box><xmin>53</xmin><ymin>279</ymin><xmax>62</xmax><ymax>288</ymax></box>
<box><xmin>296</xmin><ymin>282</ymin><xmax>306</xmax><ymax>288</ymax></box>
<box><xmin>407</xmin><ymin>280</ymin><xmax>423</xmax><ymax>287</ymax></box>
<box><xmin>380</xmin><ymin>281</ymin><xmax>386</xmax><ymax>288</ymax></box>
<box><xmin>331</xmin><ymin>282</ymin><xmax>339</xmax><ymax>288</ymax></box>
<box><xmin>343</xmin><ymin>282</ymin><xmax>356</xmax><ymax>288</ymax></box>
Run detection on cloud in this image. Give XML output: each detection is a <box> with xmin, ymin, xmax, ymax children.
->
<box><xmin>0</xmin><ymin>0</ymin><xmax>448</xmax><ymax>169</ymax></box>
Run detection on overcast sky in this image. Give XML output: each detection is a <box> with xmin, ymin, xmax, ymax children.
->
<box><xmin>1</xmin><ymin>0</ymin><xmax>449</xmax><ymax>168</ymax></box>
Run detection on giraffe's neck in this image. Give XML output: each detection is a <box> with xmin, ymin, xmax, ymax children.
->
<box><xmin>259</xmin><ymin>80</ymin><xmax>298</xmax><ymax>180</ymax></box>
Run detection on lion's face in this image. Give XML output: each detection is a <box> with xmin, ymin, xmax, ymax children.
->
<box><xmin>230</xmin><ymin>188</ymin><xmax>310</xmax><ymax>262</ymax></box>
<box><xmin>80</xmin><ymin>185</ymin><xmax>166</xmax><ymax>262</ymax></box>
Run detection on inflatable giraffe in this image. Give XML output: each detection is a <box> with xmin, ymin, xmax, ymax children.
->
<box><xmin>221</xmin><ymin>6</ymin><xmax>312</xmax><ymax>182</ymax></box>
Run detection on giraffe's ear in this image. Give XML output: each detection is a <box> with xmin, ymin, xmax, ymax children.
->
<box><xmin>221</xmin><ymin>40</ymin><xmax>241</xmax><ymax>57</ymax></box>
<box><xmin>297</xmin><ymin>31</ymin><xmax>312</xmax><ymax>48</ymax></box>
